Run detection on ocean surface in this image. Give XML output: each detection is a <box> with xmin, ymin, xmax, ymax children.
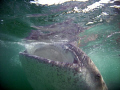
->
<box><xmin>0</xmin><ymin>0</ymin><xmax>120</xmax><ymax>90</ymax></box>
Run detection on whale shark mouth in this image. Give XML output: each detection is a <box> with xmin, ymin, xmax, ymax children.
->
<box><xmin>24</xmin><ymin>43</ymin><xmax>83</xmax><ymax>66</ymax></box>
<box><xmin>33</xmin><ymin>45</ymin><xmax>75</xmax><ymax>63</ymax></box>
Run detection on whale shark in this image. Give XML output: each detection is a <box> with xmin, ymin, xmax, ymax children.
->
<box><xmin>19</xmin><ymin>43</ymin><xmax>107</xmax><ymax>90</ymax></box>
<box><xmin>19</xmin><ymin>20</ymin><xmax>107</xmax><ymax>90</ymax></box>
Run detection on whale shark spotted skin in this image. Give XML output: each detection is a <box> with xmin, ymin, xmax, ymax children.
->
<box><xmin>19</xmin><ymin>43</ymin><xmax>108</xmax><ymax>90</ymax></box>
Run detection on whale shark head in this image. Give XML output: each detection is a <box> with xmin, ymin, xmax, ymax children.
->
<box><xmin>20</xmin><ymin>42</ymin><xmax>107</xmax><ymax>90</ymax></box>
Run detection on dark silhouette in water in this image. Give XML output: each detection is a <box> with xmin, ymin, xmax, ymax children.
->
<box><xmin>26</xmin><ymin>19</ymin><xmax>85</xmax><ymax>43</ymax></box>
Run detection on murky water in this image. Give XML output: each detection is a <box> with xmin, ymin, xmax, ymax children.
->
<box><xmin>0</xmin><ymin>0</ymin><xmax>120</xmax><ymax>90</ymax></box>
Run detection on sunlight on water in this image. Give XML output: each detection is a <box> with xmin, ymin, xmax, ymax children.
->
<box><xmin>30</xmin><ymin>0</ymin><xmax>88</xmax><ymax>5</ymax></box>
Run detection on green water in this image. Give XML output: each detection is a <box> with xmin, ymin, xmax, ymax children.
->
<box><xmin>0</xmin><ymin>0</ymin><xmax>120</xmax><ymax>90</ymax></box>
<box><xmin>80</xmin><ymin>20</ymin><xmax>120</xmax><ymax>89</ymax></box>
